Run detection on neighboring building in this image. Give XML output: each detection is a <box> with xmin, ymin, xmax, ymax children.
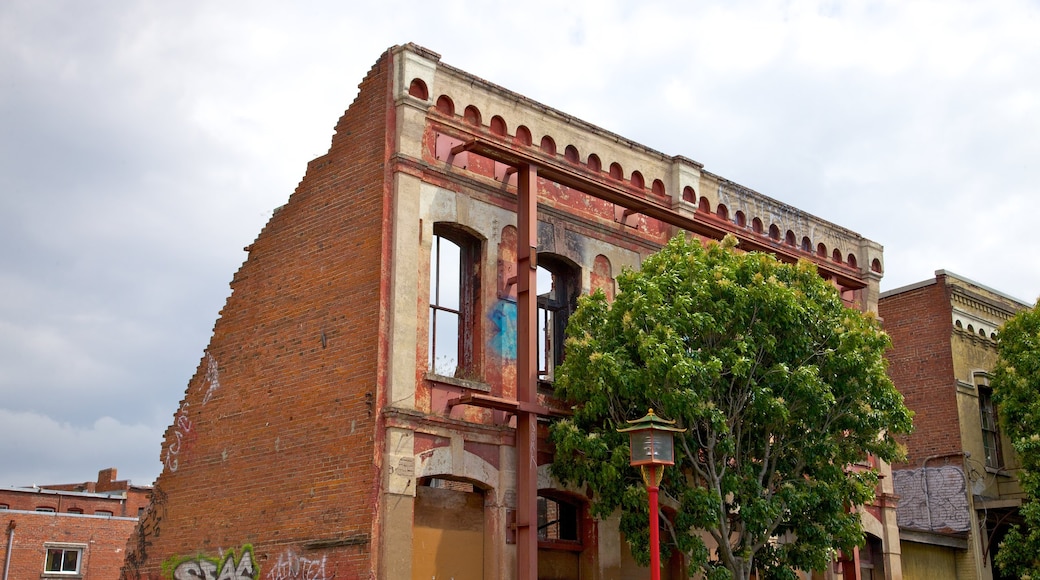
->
<box><xmin>880</xmin><ymin>271</ymin><xmax>1030</xmax><ymax>580</ymax></box>
<box><xmin>121</xmin><ymin>43</ymin><xmax>897</xmax><ymax>580</ymax></box>
<box><xmin>1</xmin><ymin>468</ymin><xmax>151</xmax><ymax>579</ymax></box>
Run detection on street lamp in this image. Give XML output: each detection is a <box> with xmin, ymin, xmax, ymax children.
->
<box><xmin>618</xmin><ymin>409</ymin><xmax>686</xmax><ymax>580</ymax></box>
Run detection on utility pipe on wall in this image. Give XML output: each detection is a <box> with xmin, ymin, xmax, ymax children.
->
<box><xmin>3</xmin><ymin>520</ymin><xmax>15</xmax><ymax>580</ymax></box>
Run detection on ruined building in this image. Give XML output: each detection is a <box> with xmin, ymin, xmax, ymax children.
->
<box><xmin>122</xmin><ymin>44</ymin><xmax>898</xmax><ymax>579</ymax></box>
<box><xmin>880</xmin><ymin>272</ymin><xmax>1030</xmax><ymax>580</ymax></box>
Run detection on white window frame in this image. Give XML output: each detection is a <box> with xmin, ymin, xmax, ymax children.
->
<box><xmin>43</xmin><ymin>543</ymin><xmax>85</xmax><ymax>576</ymax></box>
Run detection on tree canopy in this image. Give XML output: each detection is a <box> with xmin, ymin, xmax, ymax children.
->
<box><xmin>549</xmin><ymin>235</ymin><xmax>912</xmax><ymax>580</ymax></box>
<box><xmin>992</xmin><ymin>299</ymin><xmax>1040</xmax><ymax>579</ymax></box>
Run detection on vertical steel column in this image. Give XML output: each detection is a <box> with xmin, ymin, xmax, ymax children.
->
<box><xmin>516</xmin><ymin>162</ymin><xmax>539</xmax><ymax>580</ymax></box>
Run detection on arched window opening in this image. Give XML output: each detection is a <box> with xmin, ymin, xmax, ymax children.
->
<box><xmin>784</xmin><ymin>230</ymin><xmax>796</xmax><ymax>246</ymax></box>
<box><xmin>871</xmin><ymin>258</ymin><xmax>883</xmax><ymax>273</ymax></box>
<box><xmin>652</xmin><ymin>179</ymin><xmax>666</xmax><ymax>197</ymax></box>
<box><xmin>463</xmin><ymin>105</ymin><xmax>482</xmax><ymax>126</ymax></box>
<box><xmin>682</xmin><ymin>186</ymin><xmax>696</xmax><ymax>203</ymax></box>
<box><xmin>847</xmin><ymin>254</ymin><xmax>858</xmax><ymax>268</ymax></box>
<box><xmin>716</xmin><ymin>204</ymin><xmax>729</xmax><ymax>220</ymax></box>
<box><xmin>515</xmin><ymin>125</ymin><xmax>533</xmax><ymax>146</ymax></box>
<box><xmin>832</xmin><ymin>249</ymin><xmax>842</xmax><ymax>263</ymax></box>
<box><xmin>734</xmin><ymin>211</ymin><xmax>746</xmax><ymax>227</ymax></box>
<box><xmin>490</xmin><ymin>115</ymin><xmax>508</xmax><ymax>136</ymax></box>
<box><xmin>698</xmin><ymin>197</ymin><xmax>711</xmax><ymax>213</ymax></box>
<box><xmin>564</xmin><ymin>145</ymin><xmax>580</xmax><ymax>163</ymax></box>
<box><xmin>587</xmin><ymin>154</ymin><xmax>602</xmax><ymax>172</ymax></box>
<box><xmin>752</xmin><ymin>218</ymin><xmax>764</xmax><ymax>234</ymax></box>
<box><xmin>435</xmin><ymin>95</ymin><xmax>455</xmax><ymax>116</ymax></box>
<box><xmin>609</xmin><ymin>162</ymin><xmax>624</xmax><ymax>180</ymax></box>
<box><xmin>630</xmin><ymin>171</ymin><xmax>645</xmax><ymax>190</ymax></box>
<box><xmin>769</xmin><ymin>225</ymin><xmax>781</xmax><ymax>241</ymax></box>
<box><xmin>408</xmin><ymin>78</ymin><xmax>429</xmax><ymax>100</ymax></box>
<box><xmin>429</xmin><ymin>224</ymin><xmax>482</xmax><ymax>379</ymax></box>
<box><xmin>540</xmin><ymin>136</ymin><xmax>557</xmax><ymax>156</ymax></box>
<box><xmin>817</xmin><ymin>243</ymin><xmax>828</xmax><ymax>257</ymax></box>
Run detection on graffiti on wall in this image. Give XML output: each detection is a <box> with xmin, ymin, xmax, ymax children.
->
<box><xmin>488</xmin><ymin>300</ymin><xmax>517</xmax><ymax>359</ymax></box>
<box><xmin>123</xmin><ymin>484</ymin><xmax>168</xmax><ymax>578</ymax></box>
<box><xmin>266</xmin><ymin>550</ymin><xmax>331</xmax><ymax>580</ymax></box>
<box><xmin>893</xmin><ymin>465</ymin><xmax>971</xmax><ymax>533</ymax></box>
<box><xmin>163</xmin><ymin>545</ymin><xmax>258</xmax><ymax>580</ymax></box>
<box><xmin>164</xmin><ymin>401</ymin><xmax>193</xmax><ymax>473</ymax></box>
<box><xmin>202</xmin><ymin>353</ymin><xmax>221</xmax><ymax>404</ymax></box>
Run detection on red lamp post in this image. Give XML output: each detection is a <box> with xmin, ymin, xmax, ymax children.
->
<box><xmin>618</xmin><ymin>409</ymin><xmax>686</xmax><ymax>580</ymax></box>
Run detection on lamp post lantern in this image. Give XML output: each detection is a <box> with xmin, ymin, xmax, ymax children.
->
<box><xmin>618</xmin><ymin>409</ymin><xmax>686</xmax><ymax>580</ymax></box>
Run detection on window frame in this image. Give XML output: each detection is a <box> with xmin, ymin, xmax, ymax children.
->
<box><xmin>43</xmin><ymin>543</ymin><xmax>85</xmax><ymax>576</ymax></box>
<box><xmin>537</xmin><ymin>493</ymin><xmax>583</xmax><ymax>550</ymax></box>
<box><xmin>978</xmin><ymin>377</ymin><xmax>1004</xmax><ymax>469</ymax></box>
<box><xmin>428</xmin><ymin>224</ymin><xmax>482</xmax><ymax>380</ymax></box>
<box><xmin>535</xmin><ymin>256</ymin><xmax>580</xmax><ymax>385</ymax></box>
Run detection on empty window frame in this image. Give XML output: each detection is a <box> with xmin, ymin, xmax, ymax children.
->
<box><xmin>537</xmin><ymin>495</ymin><xmax>581</xmax><ymax>544</ymax></box>
<box><xmin>978</xmin><ymin>376</ymin><xmax>1003</xmax><ymax>469</ymax></box>
<box><xmin>429</xmin><ymin>224</ymin><xmax>481</xmax><ymax>379</ymax></box>
<box><xmin>44</xmin><ymin>545</ymin><xmax>83</xmax><ymax>575</ymax></box>
<box><xmin>536</xmin><ymin>257</ymin><xmax>580</xmax><ymax>382</ymax></box>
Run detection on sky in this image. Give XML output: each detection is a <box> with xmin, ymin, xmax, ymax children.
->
<box><xmin>2</xmin><ymin>0</ymin><xmax>1039</xmax><ymax>488</ymax></box>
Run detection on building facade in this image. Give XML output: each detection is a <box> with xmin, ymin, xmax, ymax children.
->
<box><xmin>879</xmin><ymin>271</ymin><xmax>1029</xmax><ymax>580</ymax></box>
<box><xmin>1</xmin><ymin>468</ymin><xmax>150</xmax><ymax>579</ymax></box>
<box><xmin>121</xmin><ymin>44</ymin><xmax>898</xmax><ymax>580</ymax></box>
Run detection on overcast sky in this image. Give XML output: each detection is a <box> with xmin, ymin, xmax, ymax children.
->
<box><xmin>2</xmin><ymin>0</ymin><xmax>1038</xmax><ymax>488</ymax></box>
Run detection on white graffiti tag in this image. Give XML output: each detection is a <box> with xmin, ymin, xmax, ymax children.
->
<box><xmin>202</xmin><ymin>353</ymin><xmax>221</xmax><ymax>404</ymax></box>
<box><xmin>267</xmin><ymin>551</ymin><xmax>328</xmax><ymax>580</ymax></box>
<box><xmin>163</xmin><ymin>401</ymin><xmax>192</xmax><ymax>473</ymax></box>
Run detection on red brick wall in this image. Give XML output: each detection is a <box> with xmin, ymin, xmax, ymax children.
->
<box><xmin>121</xmin><ymin>48</ymin><xmax>395</xmax><ymax>580</ymax></box>
<box><xmin>1</xmin><ymin>512</ymin><xmax>138</xmax><ymax>580</ymax></box>
<box><xmin>879</xmin><ymin>278</ymin><xmax>960</xmax><ymax>468</ymax></box>
<box><xmin>0</xmin><ymin>488</ymin><xmax>149</xmax><ymax>518</ymax></box>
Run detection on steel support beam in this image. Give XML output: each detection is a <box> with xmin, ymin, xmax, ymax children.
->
<box><xmin>515</xmin><ymin>162</ymin><xmax>540</xmax><ymax>580</ymax></box>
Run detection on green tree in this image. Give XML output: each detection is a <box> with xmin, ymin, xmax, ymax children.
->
<box><xmin>550</xmin><ymin>235</ymin><xmax>912</xmax><ymax>580</ymax></box>
<box><xmin>992</xmin><ymin>300</ymin><xmax>1040</xmax><ymax>579</ymax></box>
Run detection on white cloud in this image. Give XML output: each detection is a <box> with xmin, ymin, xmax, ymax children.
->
<box><xmin>0</xmin><ymin>410</ymin><xmax>163</xmax><ymax>488</ymax></box>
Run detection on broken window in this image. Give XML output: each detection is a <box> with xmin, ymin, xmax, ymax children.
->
<box><xmin>978</xmin><ymin>374</ymin><xmax>1003</xmax><ymax>469</ymax></box>
<box><xmin>429</xmin><ymin>224</ymin><xmax>481</xmax><ymax>379</ymax></box>
<box><xmin>536</xmin><ymin>256</ymin><xmax>580</xmax><ymax>383</ymax></box>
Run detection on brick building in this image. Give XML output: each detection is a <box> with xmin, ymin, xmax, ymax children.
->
<box><xmin>1</xmin><ymin>468</ymin><xmax>150</xmax><ymax>579</ymax></box>
<box><xmin>879</xmin><ymin>271</ymin><xmax>1030</xmax><ymax>580</ymax></box>
<box><xmin>122</xmin><ymin>44</ymin><xmax>899</xmax><ymax>579</ymax></box>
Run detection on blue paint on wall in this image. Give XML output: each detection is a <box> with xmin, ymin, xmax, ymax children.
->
<box><xmin>488</xmin><ymin>300</ymin><xmax>517</xmax><ymax>360</ymax></box>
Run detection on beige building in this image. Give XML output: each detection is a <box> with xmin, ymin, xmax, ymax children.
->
<box><xmin>880</xmin><ymin>271</ymin><xmax>1030</xmax><ymax>580</ymax></box>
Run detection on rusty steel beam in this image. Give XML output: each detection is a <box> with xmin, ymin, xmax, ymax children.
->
<box><xmin>452</xmin><ymin>137</ymin><xmax>867</xmax><ymax>290</ymax></box>
<box><xmin>515</xmin><ymin>162</ymin><xmax>540</xmax><ymax>580</ymax></box>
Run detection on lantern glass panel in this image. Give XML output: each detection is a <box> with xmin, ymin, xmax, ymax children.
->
<box><xmin>652</xmin><ymin>431</ymin><xmax>674</xmax><ymax>463</ymax></box>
